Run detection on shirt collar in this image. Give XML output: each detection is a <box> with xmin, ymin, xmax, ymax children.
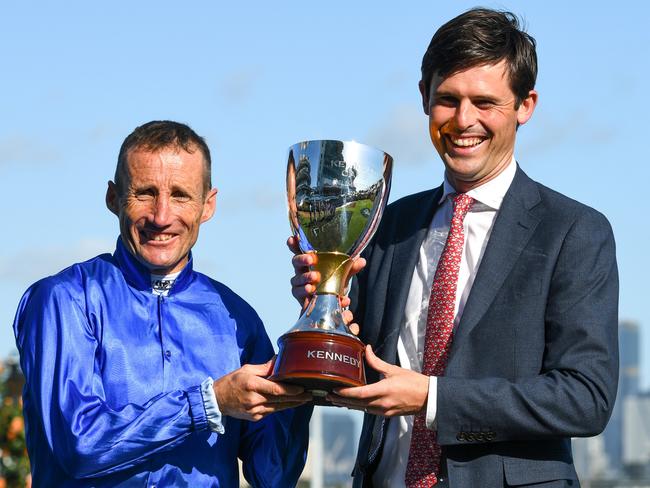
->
<box><xmin>113</xmin><ymin>237</ymin><xmax>195</xmax><ymax>295</ymax></box>
<box><xmin>439</xmin><ymin>157</ymin><xmax>517</xmax><ymax>210</ymax></box>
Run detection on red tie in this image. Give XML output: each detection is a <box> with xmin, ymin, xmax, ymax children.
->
<box><xmin>405</xmin><ymin>193</ymin><xmax>474</xmax><ymax>488</ymax></box>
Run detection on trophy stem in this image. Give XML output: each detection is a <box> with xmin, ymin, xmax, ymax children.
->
<box><xmin>293</xmin><ymin>294</ymin><xmax>349</xmax><ymax>333</ymax></box>
<box><xmin>312</xmin><ymin>252</ymin><xmax>354</xmax><ymax>296</ymax></box>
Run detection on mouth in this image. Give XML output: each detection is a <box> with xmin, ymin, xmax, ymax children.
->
<box><xmin>446</xmin><ymin>134</ymin><xmax>487</xmax><ymax>150</ymax></box>
<box><xmin>139</xmin><ymin>230</ymin><xmax>177</xmax><ymax>243</ymax></box>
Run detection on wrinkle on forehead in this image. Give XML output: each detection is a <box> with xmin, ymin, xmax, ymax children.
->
<box><xmin>125</xmin><ymin>148</ymin><xmax>206</xmax><ymax>197</ymax></box>
<box><xmin>128</xmin><ymin>148</ymin><xmax>194</xmax><ymax>174</ymax></box>
<box><xmin>155</xmin><ymin>149</ymin><xmax>186</xmax><ymax>168</ymax></box>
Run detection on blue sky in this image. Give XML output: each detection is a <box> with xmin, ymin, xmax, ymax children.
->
<box><xmin>2</xmin><ymin>2</ymin><xmax>649</xmax><ymax>387</ymax></box>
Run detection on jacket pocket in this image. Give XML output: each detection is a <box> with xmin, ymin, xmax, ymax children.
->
<box><xmin>503</xmin><ymin>455</ymin><xmax>578</xmax><ymax>486</ymax></box>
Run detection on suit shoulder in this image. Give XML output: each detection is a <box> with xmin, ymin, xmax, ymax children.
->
<box><xmin>384</xmin><ymin>188</ymin><xmax>439</xmax><ymax>219</ymax></box>
<box><xmin>387</xmin><ymin>188</ymin><xmax>439</xmax><ymax>210</ymax></box>
<box><xmin>533</xmin><ymin>181</ymin><xmax>613</xmax><ymax>232</ymax></box>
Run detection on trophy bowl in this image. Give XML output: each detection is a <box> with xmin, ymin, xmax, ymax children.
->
<box><xmin>269</xmin><ymin>140</ymin><xmax>392</xmax><ymax>401</ymax></box>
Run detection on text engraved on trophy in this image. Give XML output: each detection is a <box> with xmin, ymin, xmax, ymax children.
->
<box><xmin>306</xmin><ymin>350</ymin><xmax>361</xmax><ymax>367</ymax></box>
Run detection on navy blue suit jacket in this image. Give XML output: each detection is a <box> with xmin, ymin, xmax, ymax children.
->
<box><xmin>350</xmin><ymin>166</ymin><xmax>619</xmax><ymax>487</ymax></box>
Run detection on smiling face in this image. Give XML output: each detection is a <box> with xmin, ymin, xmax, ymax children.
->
<box><xmin>106</xmin><ymin>146</ymin><xmax>217</xmax><ymax>275</ymax></box>
<box><xmin>420</xmin><ymin>60</ymin><xmax>537</xmax><ymax>192</ymax></box>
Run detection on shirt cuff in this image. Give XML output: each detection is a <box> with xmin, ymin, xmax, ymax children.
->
<box><xmin>201</xmin><ymin>376</ymin><xmax>225</xmax><ymax>434</ymax></box>
<box><xmin>425</xmin><ymin>376</ymin><xmax>438</xmax><ymax>430</ymax></box>
<box><xmin>187</xmin><ymin>384</ymin><xmax>208</xmax><ymax>432</ymax></box>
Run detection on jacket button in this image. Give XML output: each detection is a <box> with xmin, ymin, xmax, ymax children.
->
<box><xmin>456</xmin><ymin>432</ymin><xmax>465</xmax><ymax>441</ymax></box>
<box><xmin>165</xmin><ymin>350</ymin><xmax>172</xmax><ymax>359</ymax></box>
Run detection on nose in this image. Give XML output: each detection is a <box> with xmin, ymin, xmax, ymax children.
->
<box><xmin>151</xmin><ymin>196</ymin><xmax>171</xmax><ymax>227</ymax></box>
<box><xmin>453</xmin><ymin>99</ymin><xmax>478</xmax><ymax>131</ymax></box>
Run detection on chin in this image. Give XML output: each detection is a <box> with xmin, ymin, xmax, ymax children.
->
<box><xmin>138</xmin><ymin>254</ymin><xmax>173</xmax><ymax>271</ymax></box>
<box><xmin>447</xmin><ymin>156</ymin><xmax>486</xmax><ymax>174</ymax></box>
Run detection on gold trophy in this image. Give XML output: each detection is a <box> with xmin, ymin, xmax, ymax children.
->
<box><xmin>270</xmin><ymin>140</ymin><xmax>392</xmax><ymax>401</ymax></box>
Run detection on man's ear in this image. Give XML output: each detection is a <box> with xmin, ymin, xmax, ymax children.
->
<box><xmin>106</xmin><ymin>181</ymin><xmax>120</xmax><ymax>216</ymax></box>
<box><xmin>200</xmin><ymin>187</ymin><xmax>218</xmax><ymax>223</ymax></box>
<box><xmin>516</xmin><ymin>89</ymin><xmax>538</xmax><ymax>126</ymax></box>
<box><xmin>418</xmin><ymin>80</ymin><xmax>430</xmax><ymax>116</ymax></box>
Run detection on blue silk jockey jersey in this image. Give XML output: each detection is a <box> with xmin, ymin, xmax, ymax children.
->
<box><xmin>13</xmin><ymin>239</ymin><xmax>311</xmax><ymax>487</ymax></box>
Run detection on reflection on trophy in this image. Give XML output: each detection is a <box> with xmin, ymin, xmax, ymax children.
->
<box><xmin>270</xmin><ymin>140</ymin><xmax>392</xmax><ymax>400</ymax></box>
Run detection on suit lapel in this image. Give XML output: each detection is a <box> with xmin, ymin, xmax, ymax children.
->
<box><xmin>373</xmin><ymin>187</ymin><xmax>443</xmax><ymax>361</ymax></box>
<box><xmin>449</xmin><ymin>167</ymin><xmax>542</xmax><ymax>358</ymax></box>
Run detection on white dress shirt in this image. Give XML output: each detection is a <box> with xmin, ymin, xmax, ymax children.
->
<box><xmin>372</xmin><ymin>159</ymin><xmax>516</xmax><ymax>488</ymax></box>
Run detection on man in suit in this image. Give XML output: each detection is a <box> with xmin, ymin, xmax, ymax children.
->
<box><xmin>290</xmin><ymin>7</ymin><xmax>618</xmax><ymax>488</ymax></box>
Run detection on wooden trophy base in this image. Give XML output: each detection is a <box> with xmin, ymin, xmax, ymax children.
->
<box><xmin>270</xmin><ymin>330</ymin><xmax>366</xmax><ymax>405</ymax></box>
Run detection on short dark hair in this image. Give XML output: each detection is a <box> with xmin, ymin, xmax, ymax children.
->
<box><xmin>421</xmin><ymin>8</ymin><xmax>537</xmax><ymax>107</ymax></box>
<box><xmin>115</xmin><ymin>120</ymin><xmax>212</xmax><ymax>194</ymax></box>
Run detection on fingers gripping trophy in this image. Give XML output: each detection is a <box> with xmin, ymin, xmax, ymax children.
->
<box><xmin>270</xmin><ymin>140</ymin><xmax>392</xmax><ymax>402</ymax></box>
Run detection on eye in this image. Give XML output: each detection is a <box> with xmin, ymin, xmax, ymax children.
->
<box><xmin>172</xmin><ymin>191</ymin><xmax>191</xmax><ymax>202</ymax></box>
<box><xmin>134</xmin><ymin>189</ymin><xmax>155</xmax><ymax>201</ymax></box>
<box><xmin>474</xmin><ymin>99</ymin><xmax>496</xmax><ymax>109</ymax></box>
<box><xmin>433</xmin><ymin>95</ymin><xmax>458</xmax><ymax>108</ymax></box>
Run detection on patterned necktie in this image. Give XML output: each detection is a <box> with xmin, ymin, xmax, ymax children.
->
<box><xmin>405</xmin><ymin>193</ymin><xmax>475</xmax><ymax>488</ymax></box>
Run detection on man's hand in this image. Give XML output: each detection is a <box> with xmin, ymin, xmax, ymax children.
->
<box><xmin>288</xmin><ymin>236</ymin><xmax>320</xmax><ymax>308</ymax></box>
<box><xmin>213</xmin><ymin>360</ymin><xmax>312</xmax><ymax>422</ymax></box>
<box><xmin>287</xmin><ymin>236</ymin><xmax>366</xmax><ymax>335</ymax></box>
<box><xmin>327</xmin><ymin>345</ymin><xmax>430</xmax><ymax>417</ymax></box>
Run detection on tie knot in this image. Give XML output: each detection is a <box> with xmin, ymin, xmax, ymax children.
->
<box><xmin>452</xmin><ymin>193</ymin><xmax>474</xmax><ymax>220</ymax></box>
